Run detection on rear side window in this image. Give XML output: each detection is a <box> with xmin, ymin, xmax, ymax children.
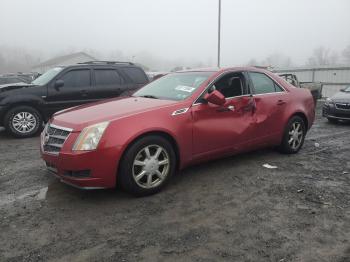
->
<box><xmin>60</xmin><ymin>70</ymin><xmax>90</xmax><ymax>88</ymax></box>
<box><xmin>94</xmin><ymin>69</ymin><xmax>122</xmax><ymax>85</ymax></box>
<box><xmin>121</xmin><ymin>67</ymin><xmax>148</xmax><ymax>84</ymax></box>
<box><xmin>249</xmin><ymin>72</ymin><xmax>283</xmax><ymax>94</ymax></box>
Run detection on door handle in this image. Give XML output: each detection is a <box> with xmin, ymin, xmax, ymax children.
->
<box><xmin>216</xmin><ymin>105</ymin><xmax>235</xmax><ymax>113</ymax></box>
<box><xmin>277</xmin><ymin>100</ymin><xmax>286</xmax><ymax>105</ymax></box>
<box><xmin>227</xmin><ymin>105</ymin><xmax>235</xmax><ymax>111</ymax></box>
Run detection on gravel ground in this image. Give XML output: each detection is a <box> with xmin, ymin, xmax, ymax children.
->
<box><xmin>0</xmin><ymin>103</ymin><xmax>349</xmax><ymax>262</ymax></box>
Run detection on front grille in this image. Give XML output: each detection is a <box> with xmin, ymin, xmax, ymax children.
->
<box><xmin>335</xmin><ymin>103</ymin><xmax>350</xmax><ymax>110</ymax></box>
<box><xmin>42</xmin><ymin>124</ymin><xmax>72</xmax><ymax>154</ymax></box>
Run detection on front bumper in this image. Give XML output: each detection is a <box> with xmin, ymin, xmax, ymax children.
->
<box><xmin>322</xmin><ymin>103</ymin><xmax>350</xmax><ymax>120</ymax></box>
<box><xmin>40</xmin><ymin>130</ymin><xmax>123</xmax><ymax>189</ymax></box>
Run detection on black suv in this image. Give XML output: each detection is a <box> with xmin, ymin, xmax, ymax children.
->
<box><xmin>0</xmin><ymin>61</ymin><xmax>149</xmax><ymax>138</ymax></box>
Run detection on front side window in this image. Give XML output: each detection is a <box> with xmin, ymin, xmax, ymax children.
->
<box><xmin>60</xmin><ymin>70</ymin><xmax>90</xmax><ymax>88</ymax></box>
<box><xmin>210</xmin><ymin>73</ymin><xmax>245</xmax><ymax>98</ymax></box>
<box><xmin>249</xmin><ymin>72</ymin><xmax>283</xmax><ymax>94</ymax></box>
<box><xmin>94</xmin><ymin>70</ymin><xmax>122</xmax><ymax>86</ymax></box>
<box><xmin>133</xmin><ymin>72</ymin><xmax>212</xmax><ymax>101</ymax></box>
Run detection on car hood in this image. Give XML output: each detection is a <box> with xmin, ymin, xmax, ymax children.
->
<box><xmin>0</xmin><ymin>82</ymin><xmax>36</xmax><ymax>92</ymax></box>
<box><xmin>331</xmin><ymin>91</ymin><xmax>350</xmax><ymax>102</ymax></box>
<box><xmin>52</xmin><ymin>97</ymin><xmax>179</xmax><ymax>131</ymax></box>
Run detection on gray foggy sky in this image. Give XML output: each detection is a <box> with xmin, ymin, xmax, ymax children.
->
<box><xmin>1</xmin><ymin>0</ymin><xmax>350</xmax><ymax>67</ymax></box>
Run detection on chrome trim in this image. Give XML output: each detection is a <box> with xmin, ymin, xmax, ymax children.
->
<box><xmin>192</xmin><ymin>94</ymin><xmax>251</xmax><ymax>107</ymax></box>
<box><xmin>48</xmin><ymin>134</ymin><xmax>67</xmax><ymax>140</ymax></box>
<box><xmin>227</xmin><ymin>105</ymin><xmax>235</xmax><ymax>111</ymax></box>
<box><xmin>172</xmin><ymin>107</ymin><xmax>189</xmax><ymax>116</ymax></box>
<box><xmin>41</xmin><ymin>124</ymin><xmax>72</xmax><ymax>155</ymax></box>
<box><xmin>49</xmin><ymin>124</ymin><xmax>73</xmax><ymax>132</ymax></box>
<box><xmin>252</xmin><ymin>91</ymin><xmax>286</xmax><ymax>97</ymax></box>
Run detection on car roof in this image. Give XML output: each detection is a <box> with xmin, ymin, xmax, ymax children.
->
<box><xmin>55</xmin><ymin>62</ymin><xmax>141</xmax><ymax>69</ymax></box>
<box><xmin>174</xmin><ymin>66</ymin><xmax>269</xmax><ymax>74</ymax></box>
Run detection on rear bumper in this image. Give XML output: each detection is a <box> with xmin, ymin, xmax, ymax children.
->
<box><xmin>40</xmin><ymin>132</ymin><xmax>123</xmax><ymax>189</ymax></box>
<box><xmin>323</xmin><ymin>104</ymin><xmax>350</xmax><ymax>120</ymax></box>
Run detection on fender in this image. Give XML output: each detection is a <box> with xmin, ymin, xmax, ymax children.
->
<box><xmin>100</xmin><ymin>106</ymin><xmax>193</xmax><ymax>170</ymax></box>
<box><xmin>283</xmin><ymin>88</ymin><xmax>315</xmax><ymax>130</ymax></box>
<box><xmin>0</xmin><ymin>94</ymin><xmax>47</xmax><ymax>119</ymax></box>
<box><xmin>119</xmin><ymin>127</ymin><xmax>184</xmax><ymax>167</ymax></box>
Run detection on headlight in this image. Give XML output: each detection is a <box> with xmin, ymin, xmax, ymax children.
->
<box><xmin>73</xmin><ymin>122</ymin><xmax>109</xmax><ymax>151</ymax></box>
<box><xmin>325</xmin><ymin>98</ymin><xmax>333</xmax><ymax>105</ymax></box>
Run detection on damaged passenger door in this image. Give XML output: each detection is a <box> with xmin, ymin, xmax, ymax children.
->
<box><xmin>191</xmin><ymin>71</ymin><xmax>256</xmax><ymax>158</ymax></box>
<box><xmin>247</xmin><ymin>71</ymin><xmax>288</xmax><ymax>144</ymax></box>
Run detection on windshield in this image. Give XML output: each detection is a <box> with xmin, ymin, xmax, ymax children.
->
<box><xmin>344</xmin><ymin>86</ymin><xmax>350</xmax><ymax>92</ymax></box>
<box><xmin>32</xmin><ymin>67</ymin><xmax>63</xmax><ymax>85</ymax></box>
<box><xmin>133</xmin><ymin>72</ymin><xmax>212</xmax><ymax>101</ymax></box>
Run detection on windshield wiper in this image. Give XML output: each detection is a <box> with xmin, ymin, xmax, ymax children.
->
<box><xmin>138</xmin><ymin>95</ymin><xmax>159</xmax><ymax>99</ymax></box>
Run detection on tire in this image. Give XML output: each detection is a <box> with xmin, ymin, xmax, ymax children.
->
<box><xmin>327</xmin><ymin>117</ymin><xmax>338</xmax><ymax>124</ymax></box>
<box><xmin>4</xmin><ymin>106</ymin><xmax>43</xmax><ymax>138</ymax></box>
<box><xmin>118</xmin><ymin>135</ymin><xmax>176</xmax><ymax>196</ymax></box>
<box><xmin>279</xmin><ymin>116</ymin><xmax>306</xmax><ymax>154</ymax></box>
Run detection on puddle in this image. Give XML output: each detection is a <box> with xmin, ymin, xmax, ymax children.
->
<box><xmin>0</xmin><ymin>187</ymin><xmax>48</xmax><ymax>207</ymax></box>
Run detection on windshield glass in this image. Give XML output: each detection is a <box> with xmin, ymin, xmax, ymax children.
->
<box><xmin>344</xmin><ymin>86</ymin><xmax>350</xmax><ymax>92</ymax></box>
<box><xmin>32</xmin><ymin>67</ymin><xmax>63</xmax><ymax>85</ymax></box>
<box><xmin>133</xmin><ymin>72</ymin><xmax>212</xmax><ymax>101</ymax></box>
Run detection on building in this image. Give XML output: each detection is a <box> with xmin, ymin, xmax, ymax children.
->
<box><xmin>32</xmin><ymin>52</ymin><xmax>96</xmax><ymax>74</ymax></box>
<box><xmin>274</xmin><ymin>65</ymin><xmax>350</xmax><ymax>97</ymax></box>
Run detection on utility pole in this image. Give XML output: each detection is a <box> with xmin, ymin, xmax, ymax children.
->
<box><xmin>217</xmin><ymin>0</ymin><xmax>221</xmax><ymax>68</ymax></box>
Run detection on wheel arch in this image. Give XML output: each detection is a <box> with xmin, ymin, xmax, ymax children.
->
<box><xmin>2</xmin><ymin>101</ymin><xmax>46</xmax><ymax>123</ymax></box>
<box><xmin>116</xmin><ymin>130</ymin><xmax>181</xmax><ymax>181</ymax></box>
<box><xmin>289</xmin><ymin>111</ymin><xmax>309</xmax><ymax>131</ymax></box>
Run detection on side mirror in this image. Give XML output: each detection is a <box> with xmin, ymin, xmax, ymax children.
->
<box><xmin>204</xmin><ymin>90</ymin><xmax>226</xmax><ymax>106</ymax></box>
<box><xmin>54</xmin><ymin>79</ymin><xmax>64</xmax><ymax>90</ymax></box>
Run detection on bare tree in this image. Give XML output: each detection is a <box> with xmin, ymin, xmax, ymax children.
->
<box><xmin>307</xmin><ymin>46</ymin><xmax>338</xmax><ymax>66</ymax></box>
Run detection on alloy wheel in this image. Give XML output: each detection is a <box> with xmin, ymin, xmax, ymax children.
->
<box><xmin>12</xmin><ymin>112</ymin><xmax>37</xmax><ymax>134</ymax></box>
<box><xmin>132</xmin><ymin>145</ymin><xmax>170</xmax><ymax>189</ymax></box>
<box><xmin>288</xmin><ymin>122</ymin><xmax>304</xmax><ymax>150</ymax></box>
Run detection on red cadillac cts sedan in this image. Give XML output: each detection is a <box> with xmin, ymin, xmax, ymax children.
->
<box><xmin>41</xmin><ymin>67</ymin><xmax>315</xmax><ymax>196</ymax></box>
